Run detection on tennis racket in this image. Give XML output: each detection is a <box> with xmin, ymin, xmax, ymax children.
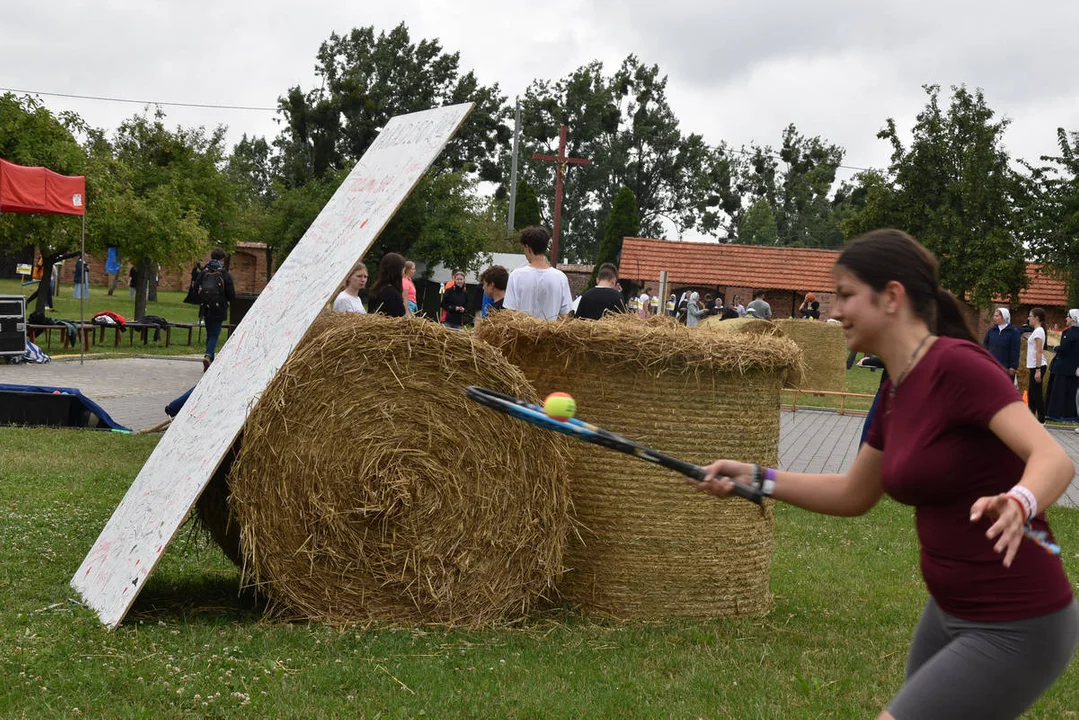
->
<box><xmin>464</xmin><ymin>386</ymin><xmax>764</xmax><ymax>504</ymax></box>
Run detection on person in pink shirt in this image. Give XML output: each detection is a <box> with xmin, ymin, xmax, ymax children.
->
<box><xmin>402</xmin><ymin>260</ymin><xmax>418</xmax><ymax>314</ymax></box>
<box><xmin>690</xmin><ymin>229</ymin><xmax>1076</xmax><ymax>720</ymax></box>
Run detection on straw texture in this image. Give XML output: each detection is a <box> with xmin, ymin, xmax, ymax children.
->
<box><xmin>772</xmin><ymin>319</ymin><xmax>848</xmax><ymax>392</ymax></box>
<box><xmin>699</xmin><ymin>316</ymin><xmax>785</xmax><ymax>338</ymax></box>
<box><xmin>476</xmin><ymin>311</ymin><xmax>802</xmax><ymax>619</ymax></box>
<box><xmin>1018</xmin><ymin>330</ymin><xmax>1058</xmax><ymax>396</ymax></box>
<box><xmin>227</xmin><ymin>312</ymin><xmax>571</xmax><ymax>627</ymax></box>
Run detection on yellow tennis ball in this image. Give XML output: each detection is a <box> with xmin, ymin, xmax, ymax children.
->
<box><xmin>544</xmin><ymin>392</ymin><xmax>577</xmax><ymax>420</ymax></box>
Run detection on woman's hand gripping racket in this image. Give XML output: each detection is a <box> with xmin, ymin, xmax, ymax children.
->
<box><xmin>465</xmin><ymin>386</ymin><xmax>765</xmax><ymax>504</ymax></box>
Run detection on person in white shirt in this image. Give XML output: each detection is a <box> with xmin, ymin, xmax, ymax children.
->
<box><xmin>332</xmin><ymin>262</ymin><xmax>369</xmax><ymax>313</ymax></box>
<box><xmin>1026</xmin><ymin>307</ymin><xmax>1047</xmax><ymax>423</ymax></box>
<box><xmin>503</xmin><ymin>226</ymin><xmax>573</xmax><ymax>320</ymax></box>
<box><xmin>637</xmin><ymin>288</ymin><xmax>652</xmax><ymax>319</ymax></box>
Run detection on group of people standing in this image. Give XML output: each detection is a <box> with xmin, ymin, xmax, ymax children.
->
<box><xmin>330</xmin><ymin>227</ymin><xmax>622</xmax><ymax>326</ymax></box>
<box><xmin>984</xmin><ymin>305</ymin><xmax>1079</xmax><ymax>426</ymax></box>
<box><xmin>331</xmin><ymin>254</ymin><xmax>419</xmax><ymax>318</ymax></box>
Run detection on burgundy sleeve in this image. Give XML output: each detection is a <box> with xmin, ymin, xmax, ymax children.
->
<box><xmin>937</xmin><ymin>341</ymin><xmax>1023</xmax><ymax>427</ymax></box>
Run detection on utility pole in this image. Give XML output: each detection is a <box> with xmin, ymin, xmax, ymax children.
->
<box><xmin>506</xmin><ymin>98</ymin><xmax>520</xmax><ymax>235</ymax></box>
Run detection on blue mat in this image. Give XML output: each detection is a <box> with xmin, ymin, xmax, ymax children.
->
<box><xmin>0</xmin><ymin>383</ymin><xmax>130</xmax><ymax>431</ymax></box>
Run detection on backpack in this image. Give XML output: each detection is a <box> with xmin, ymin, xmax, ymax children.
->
<box><xmin>199</xmin><ymin>268</ymin><xmax>226</xmax><ymax>315</ymax></box>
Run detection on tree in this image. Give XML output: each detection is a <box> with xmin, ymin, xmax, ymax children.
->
<box><xmin>273</xmin><ymin>23</ymin><xmax>510</xmax><ymax>188</ymax></box>
<box><xmin>513</xmin><ymin>179</ymin><xmax>542</xmax><ymax>230</ymax></box>
<box><xmin>93</xmin><ymin>110</ymin><xmax>238</xmax><ymax>319</ymax></box>
<box><xmin>725</xmin><ymin>126</ymin><xmax>844</xmax><ymax>248</ymax></box>
<box><xmin>591</xmin><ymin>187</ymin><xmax>640</xmax><ymax>286</ymax></box>
<box><xmin>738</xmin><ymin>198</ymin><xmax>779</xmax><ymax>245</ymax></box>
<box><xmin>1023</xmin><ymin>128</ymin><xmax>1079</xmax><ymax>304</ymax></box>
<box><xmin>371</xmin><ymin>171</ymin><xmax>496</xmax><ymax>277</ymax></box>
<box><xmin>775</xmin><ymin>125</ymin><xmax>844</xmax><ymax>247</ymax></box>
<box><xmin>845</xmin><ymin>85</ymin><xmax>1027</xmax><ymax>307</ymax></box>
<box><xmin>0</xmin><ymin>93</ymin><xmax>89</xmax><ymax>314</ymax></box>
<box><xmin>514</xmin><ymin>56</ymin><xmax>722</xmax><ymax>262</ymax></box>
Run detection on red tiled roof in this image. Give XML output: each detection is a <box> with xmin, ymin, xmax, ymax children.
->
<box><xmin>1013</xmin><ymin>264</ymin><xmax>1066</xmax><ymax>307</ymax></box>
<box><xmin>619</xmin><ymin>238</ymin><xmax>840</xmax><ymax>292</ymax></box>
<box><xmin>620</xmin><ymin>238</ymin><xmax>1069</xmax><ymax>307</ymax></box>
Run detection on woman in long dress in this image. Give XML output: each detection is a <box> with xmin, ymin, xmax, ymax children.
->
<box><xmin>1045</xmin><ymin>308</ymin><xmax>1079</xmax><ymax>422</ymax></box>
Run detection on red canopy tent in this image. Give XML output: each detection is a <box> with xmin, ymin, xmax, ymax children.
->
<box><xmin>0</xmin><ymin>158</ymin><xmax>88</xmax><ymax>360</ymax></box>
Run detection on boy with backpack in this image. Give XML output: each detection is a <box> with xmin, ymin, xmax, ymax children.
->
<box><xmin>198</xmin><ymin>248</ymin><xmax>236</xmax><ymax>370</ymax></box>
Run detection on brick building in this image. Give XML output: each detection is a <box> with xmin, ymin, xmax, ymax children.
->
<box><xmin>618</xmin><ymin>237</ymin><xmax>1069</xmax><ymax>333</ymax></box>
<box><xmin>48</xmin><ymin>242</ymin><xmax>274</xmax><ymax>295</ymax></box>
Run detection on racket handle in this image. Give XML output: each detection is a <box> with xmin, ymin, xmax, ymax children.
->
<box><xmin>684</xmin><ymin>464</ymin><xmax>763</xmax><ymax>505</ymax></box>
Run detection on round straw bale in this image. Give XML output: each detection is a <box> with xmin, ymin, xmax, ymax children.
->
<box><xmin>195</xmin><ymin>441</ymin><xmax>243</xmax><ymax>567</ymax></box>
<box><xmin>699</xmin><ymin>316</ymin><xmax>785</xmax><ymax>337</ymax></box>
<box><xmin>475</xmin><ymin>311</ymin><xmax>803</xmax><ymax>620</ymax></box>
<box><xmin>1017</xmin><ymin>332</ymin><xmax>1055</xmax><ymax>397</ymax></box>
<box><xmin>772</xmin><ymin>319</ymin><xmax>848</xmax><ymax>392</ymax></box>
<box><xmin>228</xmin><ymin>312</ymin><xmax>571</xmax><ymax>627</ymax></box>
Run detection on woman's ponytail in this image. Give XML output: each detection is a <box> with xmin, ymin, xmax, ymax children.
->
<box><xmin>934</xmin><ymin>287</ymin><xmax>976</xmax><ymax>343</ymax></box>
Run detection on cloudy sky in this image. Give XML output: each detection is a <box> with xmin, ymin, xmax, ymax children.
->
<box><xmin>4</xmin><ymin>0</ymin><xmax>1078</xmax><ymax>187</ymax></box>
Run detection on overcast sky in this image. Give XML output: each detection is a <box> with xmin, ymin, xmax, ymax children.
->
<box><xmin>4</xmin><ymin>1</ymin><xmax>1078</xmax><ymax>188</ymax></box>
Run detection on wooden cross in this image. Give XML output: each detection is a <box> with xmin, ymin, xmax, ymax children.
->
<box><xmin>532</xmin><ymin>124</ymin><xmax>591</xmax><ymax>265</ymax></box>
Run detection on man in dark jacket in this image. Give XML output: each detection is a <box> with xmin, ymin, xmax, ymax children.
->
<box><xmin>199</xmin><ymin>248</ymin><xmax>236</xmax><ymax>370</ymax></box>
<box><xmin>982</xmin><ymin>307</ymin><xmax>1020</xmax><ymax>380</ymax></box>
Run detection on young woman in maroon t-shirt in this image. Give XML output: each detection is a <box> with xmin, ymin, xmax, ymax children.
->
<box><xmin>692</xmin><ymin>230</ymin><xmax>1077</xmax><ymax>720</ymax></box>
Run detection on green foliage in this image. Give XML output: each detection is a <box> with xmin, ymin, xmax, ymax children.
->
<box><xmin>262</xmin><ymin>168</ymin><xmax>349</xmax><ymax>260</ymax></box>
<box><xmin>0</xmin><ymin>93</ymin><xmax>90</xmax><ymax>313</ymax></box>
<box><xmin>372</xmin><ymin>171</ymin><xmax>495</xmax><ymax>275</ymax></box>
<box><xmin>592</xmin><ymin>186</ymin><xmax>640</xmax><ymax>285</ymax></box>
<box><xmin>90</xmin><ymin>110</ymin><xmax>238</xmax><ymax>319</ymax></box>
<box><xmin>513</xmin><ymin>178</ymin><xmax>542</xmax><ymax>229</ymax></box>
<box><xmin>516</xmin><ymin>56</ymin><xmax>721</xmax><ymax>262</ymax></box>
<box><xmin>738</xmin><ymin>198</ymin><xmax>779</xmax><ymax>245</ymax></box>
<box><xmin>727</xmin><ymin>126</ymin><xmax>844</xmax><ymax>247</ymax></box>
<box><xmin>845</xmin><ymin>85</ymin><xmax>1027</xmax><ymax>307</ymax></box>
<box><xmin>273</xmin><ymin>23</ymin><xmax>509</xmax><ymax>188</ymax></box>
<box><xmin>1023</xmin><ymin>128</ymin><xmax>1079</xmax><ymax>304</ymax></box>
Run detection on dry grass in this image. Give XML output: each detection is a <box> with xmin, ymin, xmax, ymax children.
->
<box><xmin>773</xmin><ymin>319</ymin><xmax>849</xmax><ymax>392</ymax></box>
<box><xmin>476</xmin><ymin>311</ymin><xmax>803</xmax><ymax>620</ymax></box>
<box><xmin>224</xmin><ymin>312</ymin><xmax>572</xmax><ymax>627</ymax></box>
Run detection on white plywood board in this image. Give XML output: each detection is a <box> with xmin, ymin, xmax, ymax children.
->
<box><xmin>71</xmin><ymin>103</ymin><xmax>473</xmax><ymax>628</ymax></box>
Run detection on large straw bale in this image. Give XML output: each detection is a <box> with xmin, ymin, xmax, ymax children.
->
<box><xmin>227</xmin><ymin>312</ymin><xmax>571</xmax><ymax>626</ymax></box>
<box><xmin>1017</xmin><ymin>330</ymin><xmax>1057</xmax><ymax>397</ymax></box>
<box><xmin>772</xmin><ymin>319</ymin><xmax>848</xmax><ymax>392</ymax></box>
<box><xmin>475</xmin><ymin>311</ymin><xmax>803</xmax><ymax>619</ymax></box>
<box><xmin>699</xmin><ymin>316</ymin><xmax>785</xmax><ymax>337</ymax></box>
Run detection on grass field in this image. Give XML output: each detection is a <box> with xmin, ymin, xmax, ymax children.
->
<box><xmin>0</xmin><ymin>278</ymin><xmax>211</xmax><ymax>358</ymax></box>
<box><xmin>2</xmin><ymin>428</ymin><xmax>1077</xmax><ymax>718</ymax></box>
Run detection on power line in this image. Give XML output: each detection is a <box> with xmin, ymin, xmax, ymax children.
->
<box><xmin>2</xmin><ymin>85</ymin><xmax>876</xmax><ymax>171</ymax></box>
<box><xmin>0</xmin><ymin>86</ymin><xmax>277</xmax><ymax>112</ymax></box>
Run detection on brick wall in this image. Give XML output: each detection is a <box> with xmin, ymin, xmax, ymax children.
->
<box><xmin>47</xmin><ymin>244</ymin><xmax>273</xmax><ymax>294</ymax></box>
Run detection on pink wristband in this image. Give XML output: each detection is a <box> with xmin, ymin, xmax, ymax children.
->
<box><xmin>1008</xmin><ymin>485</ymin><xmax>1037</xmax><ymax>521</ymax></box>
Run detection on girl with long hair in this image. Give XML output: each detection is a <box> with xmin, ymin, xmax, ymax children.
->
<box><xmin>691</xmin><ymin>229</ymin><xmax>1076</xmax><ymax>719</ymax></box>
<box><xmin>368</xmin><ymin>252</ymin><xmax>407</xmax><ymax>317</ymax></box>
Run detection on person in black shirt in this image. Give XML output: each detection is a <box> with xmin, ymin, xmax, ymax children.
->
<box><xmin>575</xmin><ymin>263</ymin><xmax>627</xmax><ymax>320</ymax></box>
<box><xmin>369</xmin><ymin>252</ymin><xmax>407</xmax><ymax>317</ymax></box>
<box><xmin>441</xmin><ymin>269</ymin><xmax>470</xmax><ymax>328</ymax></box>
<box><xmin>480</xmin><ymin>265</ymin><xmax>508</xmax><ymax>313</ymax></box>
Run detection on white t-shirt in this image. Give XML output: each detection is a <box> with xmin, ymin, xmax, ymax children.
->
<box><xmin>332</xmin><ymin>291</ymin><xmax>367</xmax><ymax>314</ymax></box>
<box><xmin>504</xmin><ymin>266</ymin><xmax>573</xmax><ymax>320</ymax></box>
<box><xmin>1027</xmin><ymin>327</ymin><xmax>1046</xmax><ymax>369</ymax></box>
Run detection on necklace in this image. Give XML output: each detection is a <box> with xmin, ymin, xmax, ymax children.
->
<box><xmin>889</xmin><ymin>332</ymin><xmax>934</xmax><ymax>400</ymax></box>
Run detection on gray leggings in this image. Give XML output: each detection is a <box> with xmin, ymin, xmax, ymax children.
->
<box><xmin>889</xmin><ymin>597</ymin><xmax>1078</xmax><ymax>719</ymax></box>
